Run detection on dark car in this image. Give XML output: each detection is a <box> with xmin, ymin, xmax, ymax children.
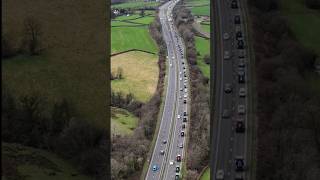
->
<box><xmin>184</xmin><ymin>99</ymin><xmax>187</xmax><ymax>104</ymax></box>
<box><xmin>236</xmin><ymin>31</ymin><xmax>243</xmax><ymax>40</ymax></box>
<box><xmin>175</xmin><ymin>174</ymin><xmax>180</xmax><ymax>180</ymax></box>
<box><xmin>238</xmin><ymin>71</ymin><xmax>245</xmax><ymax>83</ymax></box>
<box><xmin>234</xmin><ymin>15</ymin><xmax>241</xmax><ymax>24</ymax></box>
<box><xmin>235</xmin><ymin>156</ymin><xmax>245</xmax><ymax>171</ymax></box>
<box><xmin>235</xmin><ymin>119</ymin><xmax>245</xmax><ymax>133</ymax></box>
<box><xmin>183</xmin><ymin>117</ymin><xmax>187</xmax><ymax>122</ymax></box>
<box><xmin>237</xmin><ymin>40</ymin><xmax>244</xmax><ymax>49</ymax></box>
<box><xmin>224</xmin><ymin>83</ymin><xmax>233</xmax><ymax>93</ymax></box>
<box><xmin>181</xmin><ymin>131</ymin><xmax>185</xmax><ymax>137</ymax></box>
<box><xmin>183</xmin><ymin>111</ymin><xmax>187</xmax><ymax>116</ymax></box>
<box><xmin>231</xmin><ymin>0</ymin><xmax>238</xmax><ymax>9</ymax></box>
<box><xmin>176</xmin><ymin>166</ymin><xmax>180</xmax><ymax>173</ymax></box>
<box><xmin>182</xmin><ymin>123</ymin><xmax>186</xmax><ymax>129</ymax></box>
<box><xmin>176</xmin><ymin>154</ymin><xmax>181</xmax><ymax>162</ymax></box>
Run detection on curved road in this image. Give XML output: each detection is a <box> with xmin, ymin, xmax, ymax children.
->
<box><xmin>145</xmin><ymin>0</ymin><xmax>189</xmax><ymax>179</ymax></box>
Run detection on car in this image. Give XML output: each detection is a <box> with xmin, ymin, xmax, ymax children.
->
<box><xmin>184</xmin><ymin>74</ymin><xmax>187</xmax><ymax>77</ymax></box>
<box><xmin>238</xmin><ymin>58</ymin><xmax>245</xmax><ymax>68</ymax></box>
<box><xmin>235</xmin><ymin>173</ymin><xmax>244</xmax><ymax>180</ymax></box>
<box><xmin>163</xmin><ymin>140</ymin><xmax>167</xmax><ymax>144</ymax></box>
<box><xmin>235</xmin><ymin>119</ymin><xmax>245</xmax><ymax>133</ymax></box>
<box><xmin>175</xmin><ymin>174</ymin><xmax>180</xmax><ymax>180</ymax></box>
<box><xmin>216</xmin><ymin>169</ymin><xmax>224</xmax><ymax>179</ymax></box>
<box><xmin>179</xmin><ymin>71</ymin><xmax>182</xmax><ymax>74</ymax></box>
<box><xmin>224</xmin><ymin>51</ymin><xmax>231</xmax><ymax>60</ymax></box>
<box><xmin>237</xmin><ymin>105</ymin><xmax>246</xmax><ymax>115</ymax></box>
<box><xmin>169</xmin><ymin>160</ymin><xmax>174</xmax><ymax>165</ymax></box>
<box><xmin>238</xmin><ymin>71</ymin><xmax>245</xmax><ymax>83</ymax></box>
<box><xmin>176</xmin><ymin>154</ymin><xmax>181</xmax><ymax>162</ymax></box>
<box><xmin>182</xmin><ymin>61</ymin><xmax>184</xmax><ymax>64</ymax></box>
<box><xmin>183</xmin><ymin>66</ymin><xmax>186</xmax><ymax>69</ymax></box>
<box><xmin>222</xmin><ymin>109</ymin><xmax>230</xmax><ymax>118</ymax></box>
<box><xmin>239</xmin><ymin>87</ymin><xmax>246</xmax><ymax>97</ymax></box>
<box><xmin>183</xmin><ymin>117</ymin><xmax>187</xmax><ymax>122</ymax></box>
<box><xmin>238</xmin><ymin>49</ymin><xmax>246</xmax><ymax>58</ymax></box>
<box><xmin>184</xmin><ymin>94</ymin><xmax>187</xmax><ymax>98</ymax></box>
<box><xmin>184</xmin><ymin>99</ymin><xmax>187</xmax><ymax>104</ymax></box>
<box><xmin>176</xmin><ymin>166</ymin><xmax>180</xmax><ymax>173</ymax></box>
<box><xmin>179</xmin><ymin>77</ymin><xmax>182</xmax><ymax>81</ymax></box>
<box><xmin>179</xmin><ymin>143</ymin><xmax>183</xmax><ymax>148</ymax></box>
<box><xmin>178</xmin><ymin>115</ymin><xmax>181</xmax><ymax>119</ymax></box>
<box><xmin>181</xmin><ymin>131</ymin><xmax>185</xmax><ymax>137</ymax></box>
<box><xmin>234</xmin><ymin>15</ymin><xmax>241</xmax><ymax>24</ymax></box>
<box><xmin>152</xmin><ymin>165</ymin><xmax>158</xmax><ymax>172</ymax></box>
<box><xmin>231</xmin><ymin>0</ymin><xmax>238</xmax><ymax>9</ymax></box>
<box><xmin>182</xmin><ymin>123</ymin><xmax>186</xmax><ymax>129</ymax></box>
<box><xmin>160</xmin><ymin>150</ymin><xmax>165</xmax><ymax>155</ymax></box>
<box><xmin>235</xmin><ymin>156</ymin><xmax>245</xmax><ymax>171</ymax></box>
<box><xmin>237</xmin><ymin>40</ymin><xmax>244</xmax><ymax>49</ymax></box>
<box><xmin>170</xmin><ymin>63</ymin><xmax>172</xmax><ymax>67</ymax></box>
<box><xmin>223</xmin><ymin>32</ymin><xmax>230</xmax><ymax>40</ymax></box>
<box><xmin>179</xmin><ymin>95</ymin><xmax>182</xmax><ymax>99</ymax></box>
<box><xmin>184</xmin><ymin>85</ymin><xmax>187</xmax><ymax>88</ymax></box>
<box><xmin>180</xmin><ymin>88</ymin><xmax>183</xmax><ymax>91</ymax></box>
<box><xmin>183</xmin><ymin>111</ymin><xmax>187</xmax><ymax>116</ymax></box>
<box><xmin>224</xmin><ymin>83</ymin><xmax>233</xmax><ymax>93</ymax></box>
<box><xmin>236</xmin><ymin>31</ymin><xmax>243</xmax><ymax>40</ymax></box>
<box><xmin>184</xmin><ymin>88</ymin><xmax>188</xmax><ymax>93</ymax></box>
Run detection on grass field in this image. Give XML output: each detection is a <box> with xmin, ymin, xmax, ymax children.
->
<box><xmin>2</xmin><ymin>143</ymin><xmax>91</xmax><ymax>180</ymax></box>
<box><xmin>201</xmin><ymin>24</ymin><xmax>210</xmax><ymax>33</ymax></box>
<box><xmin>281</xmin><ymin>0</ymin><xmax>320</xmax><ymax>55</ymax></box>
<box><xmin>190</xmin><ymin>6</ymin><xmax>210</xmax><ymax>16</ymax></box>
<box><xmin>195</xmin><ymin>36</ymin><xmax>210</xmax><ymax>78</ymax></box>
<box><xmin>111</xmin><ymin>1</ymin><xmax>160</xmax><ymax>9</ymax></box>
<box><xmin>200</xmin><ymin>167</ymin><xmax>210</xmax><ymax>180</ymax></box>
<box><xmin>2</xmin><ymin>0</ymin><xmax>107</xmax><ymax>127</ymax></box>
<box><xmin>114</xmin><ymin>14</ymin><xmax>141</xmax><ymax>21</ymax></box>
<box><xmin>111</xmin><ymin>51</ymin><xmax>159</xmax><ymax>102</ymax></box>
<box><xmin>111</xmin><ymin>20</ymin><xmax>143</xmax><ymax>26</ymax></box>
<box><xmin>111</xmin><ymin>107</ymin><xmax>138</xmax><ymax>136</ymax></box>
<box><xmin>111</xmin><ymin>26</ymin><xmax>157</xmax><ymax>53</ymax></box>
<box><xmin>128</xmin><ymin>16</ymin><xmax>155</xmax><ymax>24</ymax></box>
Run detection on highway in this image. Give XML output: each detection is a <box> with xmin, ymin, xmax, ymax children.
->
<box><xmin>145</xmin><ymin>0</ymin><xmax>189</xmax><ymax>179</ymax></box>
<box><xmin>211</xmin><ymin>0</ymin><xmax>252</xmax><ymax>180</ymax></box>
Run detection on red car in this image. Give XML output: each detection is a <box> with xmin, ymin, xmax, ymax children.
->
<box><xmin>176</xmin><ymin>154</ymin><xmax>181</xmax><ymax>162</ymax></box>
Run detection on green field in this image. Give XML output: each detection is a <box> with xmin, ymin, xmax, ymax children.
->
<box><xmin>111</xmin><ymin>26</ymin><xmax>157</xmax><ymax>53</ymax></box>
<box><xmin>128</xmin><ymin>16</ymin><xmax>155</xmax><ymax>24</ymax></box>
<box><xmin>111</xmin><ymin>107</ymin><xmax>138</xmax><ymax>135</ymax></box>
<box><xmin>200</xmin><ymin>167</ymin><xmax>210</xmax><ymax>180</ymax></box>
<box><xmin>190</xmin><ymin>6</ymin><xmax>210</xmax><ymax>16</ymax></box>
<box><xmin>114</xmin><ymin>14</ymin><xmax>141</xmax><ymax>21</ymax></box>
<box><xmin>111</xmin><ymin>20</ymin><xmax>142</xmax><ymax>26</ymax></box>
<box><xmin>195</xmin><ymin>36</ymin><xmax>210</xmax><ymax>78</ymax></box>
<box><xmin>111</xmin><ymin>1</ymin><xmax>160</xmax><ymax>9</ymax></box>
<box><xmin>2</xmin><ymin>54</ymin><xmax>107</xmax><ymax>127</ymax></box>
<box><xmin>201</xmin><ymin>24</ymin><xmax>210</xmax><ymax>33</ymax></box>
<box><xmin>111</xmin><ymin>51</ymin><xmax>159</xmax><ymax>102</ymax></box>
<box><xmin>281</xmin><ymin>0</ymin><xmax>320</xmax><ymax>55</ymax></box>
<box><xmin>2</xmin><ymin>143</ymin><xmax>91</xmax><ymax>180</ymax></box>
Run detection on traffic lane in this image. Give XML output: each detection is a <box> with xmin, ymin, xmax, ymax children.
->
<box><xmin>146</xmin><ymin>6</ymin><xmax>178</xmax><ymax>179</ymax></box>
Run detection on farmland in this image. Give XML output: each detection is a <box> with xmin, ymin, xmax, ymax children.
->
<box><xmin>111</xmin><ymin>1</ymin><xmax>160</xmax><ymax>9</ymax></box>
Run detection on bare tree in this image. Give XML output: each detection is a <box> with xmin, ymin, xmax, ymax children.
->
<box><xmin>24</xmin><ymin>17</ymin><xmax>42</xmax><ymax>55</ymax></box>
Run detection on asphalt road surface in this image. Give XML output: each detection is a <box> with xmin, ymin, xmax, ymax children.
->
<box><xmin>211</xmin><ymin>0</ymin><xmax>251</xmax><ymax>180</ymax></box>
<box><xmin>145</xmin><ymin>0</ymin><xmax>189</xmax><ymax>179</ymax></box>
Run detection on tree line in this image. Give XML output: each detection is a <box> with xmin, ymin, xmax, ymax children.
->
<box><xmin>248</xmin><ymin>0</ymin><xmax>320</xmax><ymax>179</ymax></box>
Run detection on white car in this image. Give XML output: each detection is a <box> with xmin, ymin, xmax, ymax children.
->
<box><xmin>177</xmin><ymin>115</ymin><xmax>181</xmax><ymax>119</ymax></box>
<box><xmin>184</xmin><ymin>94</ymin><xmax>187</xmax><ymax>98</ymax></box>
<box><xmin>223</xmin><ymin>32</ymin><xmax>230</xmax><ymax>40</ymax></box>
<box><xmin>216</xmin><ymin>170</ymin><xmax>224</xmax><ymax>179</ymax></box>
<box><xmin>239</xmin><ymin>87</ymin><xmax>246</xmax><ymax>97</ymax></box>
<box><xmin>224</xmin><ymin>51</ymin><xmax>231</xmax><ymax>60</ymax></box>
<box><xmin>170</xmin><ymin>63</ymin><xmax>172</xmax><ymax>67</ymax></box>
<box><xmin>169</xmin><ymin>160</ymin><xmax>174</xmax><ymax>165</ymax></box>
<box><xmin>179</xmin><ymin>77</ymin><xmax>182</xmax><ymax>81</ymax></box>
<box><xmin>238</xmin><ymin>105</ymin><xmax>246</xmax><ymax>115</ymax></box>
